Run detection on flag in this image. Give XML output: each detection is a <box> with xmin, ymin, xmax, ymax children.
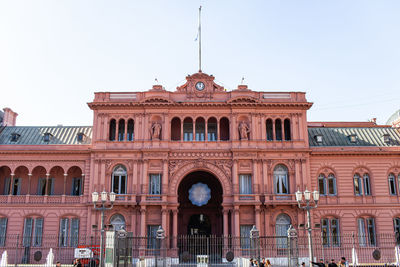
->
<box><xmin>194</xmin><ymin>6</ymin><xmax>201</xmax><ymax>41</ymax></box>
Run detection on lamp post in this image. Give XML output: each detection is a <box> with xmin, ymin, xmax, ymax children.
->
<box><xmin>295</xmin><ymin>189</ymin><xmax>319</xmax><ymax>266</ymax></box>
<box><xmin>92</xmin><ymin>190</ymin><xmax>116</xmax><ymax>267</ymax></box>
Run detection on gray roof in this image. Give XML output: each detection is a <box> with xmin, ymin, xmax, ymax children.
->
<box><xmin>308</xmin><ymin>127</ymin><xmax>400</xmax><ymax>147</ymax></box>
<box><xmin>0</xmin><ymin>126</ymin><xmax>92</xmax><ymax>145</ymax></box>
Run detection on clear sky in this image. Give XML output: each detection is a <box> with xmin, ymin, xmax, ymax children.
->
<box><xmin>1</xmin><ymin>0</ymin><xmax>399</xmax><ymax>126</ymax></box>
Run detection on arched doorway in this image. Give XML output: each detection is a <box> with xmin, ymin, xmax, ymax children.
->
<box><xmin>178</xmin><ymin>171</ymin><xmax>223</xmax><ymax>236</ymax></box>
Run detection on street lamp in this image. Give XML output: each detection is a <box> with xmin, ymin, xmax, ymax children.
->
<box><xmin>92</xmin><ymin>190</ymin><xmax>116</xmax><ymax>267</ymax></box>
<box><xmin>296</xmin><ymin>189</ymin><xmax>319</xmax><ymax>266</ymax></box>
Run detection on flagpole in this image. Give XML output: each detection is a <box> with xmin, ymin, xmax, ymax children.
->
<box><xmin>198</xmin><ymin>6</ymin><xmax>202</xmax><ymax>72</ymax></box>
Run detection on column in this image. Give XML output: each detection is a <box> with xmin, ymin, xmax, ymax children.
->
<box><xmin>262</xmin><ymin>160</ymin><xmax>268</xmax><ymax>195</ymax></box>
<box><xmin>81</xmin><ymin>174</ymin><xmax>85</xmax><ymax>195</ymax></box>
<box><xmin>234</xmin><ymin>208</ymin><xmax>240</xmax><ymax>236</ymax></box>
<box><xmin>131</xmin><ymin>209</ymin><xmax>137</xmax><ymax>236</ymax></box>
<box><xmin>103</xmin><ymin>115</ymin><xmax>109</xmax><ymax>141</ymax></box>
<box><xmin>180</xmin><ymin>117</ymin><xmax>184</xmax><ymax>141</ymax></box>
<box><xmin>27</xmin><ymin>173</ymin><xmax>32</xmax><ymax>195</ymax></box>
<box><xmin>172</xmin><ymin>209</ymin><xmax>178</xmax><ymax>248</ymax></box>
<box><xmin>233</xmin><ymin>160</ymin><xmax>238</xmax><ymax>194</ymax></box>
<box><xmin>255</xmin><ymin>207</ymin><xmax>261</xmax><ymax>232</ymax></box>
<box><xmin>217</xmin><ymin>117</ymin><xmax>220</xmax><ymax>141</ymax></box>
<box><xmin>205</xmin><ymin>118</ymin><xmax>208</xmax><ymax>141</ymax></box>
<box><xmin>140</xmin><ymin>208</ymin><xmax>146</xmax><ymax>236</ymax></box>
<box><xmin>252</xmin><ymin>160</ymin><xmax>258</xmax><ymax>194</ymax></box>
<box><xmin>272</xmin><ymin>119</ymin><xmax>276</xmax><ymax>140</ymax></box>
<box><xmin>161</xmin><ymin>208</ymin><xmax>168</xmax><ymax>232</ymax></box>
<box><xmin>63</xmin><ymin>173</ymin><xmax>67</xmax><ymax>195</ymax></box>
<box><xmin>281</xmin><ymin>119</ymin><xmax>285</xmax><ymax>141</ymax></box>
<box><xmin>45</xmin><ymin>173</ymin><xmax>50</xmax><ymax>196</ymax></box>
<box><xmin>223</xmin><ymin>209</ymin><xmax>229</xmax><ymax>236</ymax></box>
<box><xmin>232</xmin><ymin>116</ymin><xmax>237</xmax><ymax>140</ymax></box>
<box><xmin>124</xmin><ymin>120</ymin><xmax>128</xmax><ymax>141</ymax></box>
<box><xmin>142</xmin><ymin>160</ymin><xmax>148</xmax><ymax>194</ymax></box>
<box><xmin>162</xmin><ymin>160</ymin><xmax>168</xmax><ymax>195</ymax></box>
<box><xmin>192</xmin><ymin>120</ymin><xmax>195</xmax><ymax>141</ymax></box>
<box><xmin>8</xmin><ymin>173</ymin><xmax>14</xmax><ymax>195</ymax></box>
<box><xmin>261</xmin><ymin>116</ymin><xmax>266</xmax><ymax>140</ymax></box>
<box><xmin>133</xmin><ymin>161</ymin><xmax>138</xmax><ymax>194</ymax></box>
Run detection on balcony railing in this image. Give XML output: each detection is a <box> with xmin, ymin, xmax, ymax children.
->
<box><xmin>0</xmin><ymin>194</ymin><xmax>84</xmax><ymax>204</ymax></box>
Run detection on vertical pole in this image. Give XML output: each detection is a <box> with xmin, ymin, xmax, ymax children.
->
<box><xmin>307</xmin><ymin>208</ymin><xmax>314</xmax><ymax>265</ymax></box>
<box><xmin>100</xmin><ymin>206</ymin><xmax>105</xmax><ymax>267</ymax></box>
<box><xmin>198</xmin><ymin>6</ymin><xmax>202</xmax><ymax>72</ymax></box>
<box><xmin>15</xmin><ymin>234</ymin><xmax>19</xmax><ymax>267</ymax></box>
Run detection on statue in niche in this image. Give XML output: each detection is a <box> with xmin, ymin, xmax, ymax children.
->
<box><xmin>239</xmin><ymin>121</ymin><xmax>250</xmax><ymax>140</ymax></box>
<box><xmin>151</xmin><ymin>122</ymin><xmax>162</xmax><ymax>140</ymax></box>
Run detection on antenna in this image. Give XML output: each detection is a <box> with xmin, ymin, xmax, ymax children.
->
<box><xmin>241</xmin><ymin>77</ymin><xmax>245</xmax><ymax>84</ymax></box>
<box><xmin>198</xmin><ymin>6</ymin><xmax>202</xmax><ymax>72</ymax></box>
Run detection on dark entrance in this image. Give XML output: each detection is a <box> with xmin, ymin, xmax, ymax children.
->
<box><xmin>187</xmin><ymin>214</ymin><xmax>211</xmax><ymax>236</ymax></box>
<box><xmin>177</xmin><ymin>171</ymin><xmax>223</xmax><ymax>236</ymax></box>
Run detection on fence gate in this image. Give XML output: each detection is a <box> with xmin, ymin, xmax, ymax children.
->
<box><xmin>287</xmin><ymin>226</ymin><xmax>299</xmax><ymax>267</ymax></box>
<box><xmin>115</xmin><ymin>229</ymin><xmax>132</xmax><ymax>267</ymax></box>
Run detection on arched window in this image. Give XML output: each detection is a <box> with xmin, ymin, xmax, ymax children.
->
<box><xmin>321</xmin><ymin>217</ymin><xmax>340</xmax><ymax>246</ymax></box>
<box><xmin>0</xmin><ymin>217</ymin><xmax>7</xmax><ymax>246</ymax></box>
<box><xmin>363</xmin><ymin>173</ymin><xmax>371</xmax><ymax>195</ymax></box>
<box><xmin>207</xmin><ymin>117</ymin><xmax>217</xmax><ymax>141</ymax></box>
<box><xmin>219</xmin><ymin>117</ymin><xmax>230</xmax><ymax>141</ymax></box>
<box><xmin>318</xmin><ymin>174</ymin><xmax>326</xmax><ymax>195</ymax></box>
<box><xmin>195</xmin><ymin>117</ymin><xmax>205</xmax><ymax>141</ymax></box>
<box><xmin>112</xmin><ymin>165</ymin><xmax>127</xmax><ymax>194</ymax></box>
<box><xmin>110</xmin><ymin>214</ymin><xmax>126</xmax><ymax>231</ymax></box>
<box><xmin>357</xmin><ymin>217</ymin><xmax>376</xmax><ymax>246</ymax></box>
<box><xmin>127</xmin><ymin>119</ymin><xmax>134</xmax><ymax>141</ymax></box>
<box><xmin>266</xmin><ymin>119</ymin><xmax>273</xmax><ymax>141</ymax></box>
<box><xmin>327</xmin><ymin>174</ymin><xmax>337</xmax><ymax>195</ymax></box>
<box><xmin>183</xmin><ymin>117</ymin><xmax>193</xmax><ymax>141</ymax></box>
<box><xmin>118</xmin><ymin>119</ymin><xmax>125</xmax><ymax>141</ymax></box>
<box><xmin>389</xmin><ymin>173</ymin><xmax>397</xmax><ymax>195</ymax></box>
<box><xmin>171</xmin><ymin>117</ymin><xmax>181</xmax><ymax>141</ymax></box>
<box><xmin>275</xmin><ymin>214</ymin><xmax>291</xmax><ymax>248</ymax></box>
<box><xmin>274</xmin><ymin>165</ymin><xmax>289</xmax><ymax>194</ymax></box>
<box><xmin>275</xmin><ymin>119</ymin><xmax>282</xmax><ymax>141</ymax></box>
<box><xmin>284</xmin><ymin>119</ymin><xmax>291</xmax><ymax>141</ymax></box>
<box><xmin>109</xmin><ymin>119</ymin><xmax>116</xmax><ymax>141</ymax></box>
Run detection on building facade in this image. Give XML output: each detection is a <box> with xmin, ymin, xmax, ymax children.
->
<box><xmin>1</xmin><ymin>72</ymin><xmax>400</xmax><ymax>252</ymax></box>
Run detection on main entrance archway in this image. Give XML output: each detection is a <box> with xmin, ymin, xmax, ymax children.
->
<box><xmin>178</xmin><ymin>171</ymin><xmax>223</xmax><ymax>236</ymax></box>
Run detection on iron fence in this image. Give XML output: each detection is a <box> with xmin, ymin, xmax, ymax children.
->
<box><xmin>0</xmin><ymin>233</ymin><xmax>399</xmax><ymax>266</ymax></box>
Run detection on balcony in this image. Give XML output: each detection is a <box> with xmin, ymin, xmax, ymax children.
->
<box><xmin>264</xmin><ymin>194</ymin><xmax>297</xmax><ymax>206</ymax></box>
<box><xmin>0</xmin><ymin>194</ymin><xmax>85</xmax><ymax>205</ymax></box>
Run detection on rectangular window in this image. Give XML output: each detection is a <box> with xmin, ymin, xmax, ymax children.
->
<box><xmin>354</xmin><ymin>175</ymin><xmax>362</xmax><ymax>196</ymax></box>
<box><xmin>23</xmin><ymin>217</ymin><xmax>43</xmax><ymax>247</ymax></box>
<box><xmin>12</xmin><ymin>178</ymin><xmax>21</xmax><ymax>195</ymax></box>
<box><xmin>70</xmin><ymin>218</ymin><xmax>79</xmax><ymax>247</ymax></box>
<box><xmin>367</xmin><ymin>218</ymin><xmax>376</xmax><ymax>246</ymax></box>
<box><xmin>328</xmin><ymin>175</ymin><xmax>336</xmax><ymax>195</ymax></box>
<box><xmin>389</xmin><ymin>174</ymin><xmax>397</xmax><ymax>195</ymax></box>
<box><xmin>363</xmin><ymin>174</ymin><xmax>371</xmax><ymax>196</ymax></box>
<box><xmin>33</xmin><ymin>218</ymin><xmax>43</xmax><ymax>247</ymax></box>
<box><xmin>59</xmin><ymin>218</ymin><xmax>69</xmax><ymax>247</ymax></box>
<box><xmin>321</xmin><ymin>218</ymin><xmax>329</xmax><ymax>246</ymax></box>
<box><xmin>318</xmin><ymin>175</ymin><xmax>326</xmax><ymax>195</ymax></box>
<box><xmin>3</xmin><ymin>177</ymin><xmax>10</xmax><ymax>195</ymax></box>
<box><xmin>240</xmin><ymin>225</ymin><xmax>252</xmax><ymax>249</ymax></box>
<box><xmin>358</xmin><ymin>218</ymin><xmax>367</xmax><ymax>246</ymax></box>
<box><xmin>239</xmin><ymin>174</ymin><xmax>252</xmax><ymax>194</ymax></box>
<box><xmin>0</xmin><ymin>218</ymin><xmax>7</xmax><ymax>246</ymax></box>
<box><xmin>37</xmin><ymin>178</ymin><xmax>54</xmax><ymax>196</ymax></box>
<box><xmin>394</xmin><ymin>218</ymin><xmax>400</xmax><ymax>233</ymax></box>
<box><xmin>71</xmin><ymin>178</ymin><xmax>82</xmax><ymax>196</ymax></box>
<box><xmin>149</xmin><ymin>174</ymin><xmax>161</xmax><ymax>195</ymax></box>
<box><xmin>147</xmin><ymin>225</ymin><xmax>160</xmax><ymax>249</ymax></box>
<box><xmin>331</xmin><ymin>219</ymin><xmax>340</xmax><ymax>246</ymax></box>
<box><xmin>23</xmin><ymin>218</ymin><xmax>33</xmax><ymax>247</ymax></box>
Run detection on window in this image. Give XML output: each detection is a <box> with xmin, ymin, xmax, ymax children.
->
<box><xmin>149</xmin><ymin>174</ymin><xmax>161</xmax><ymax>195</ymax></box>
<box><xmin>118</xmin><ymin>119</ymin><xmax>125</xmax><ymax>141</ymax></box>
<box><xmin>394</xmin><ymin>217</ymin><xmax>400</xmax><ymax>234</ymax></box>
<box><xmin>3</xmin><ymin>177</ymin><xmax>21</xmax><ymax>195</ymax></box>
<box><xmin>195</xmin><ymin>117</ymin><xmax>205</xmax><ymax>141</ymax></box>
<box><xmin>207</xmin><ymin>117</ymin><xmax>217</xmax><ymax>141</ymax></box>
<box><xmin>315</xmin><ymin>135</ymin><xmax>323</xmax><ymax>143</ymax></box>
<box><xmin>275</xmin><ymin>119</ymin><xmax>282</xmax><ymax>141</ymax></box>
<box><xmin>23</xmin><ymin>217</ymin><xmax>43</xmax><ymax>247</ymax></box>
<box><xmin>358</xmin><ymin>217</ymin><xmax>376</xmax><ymax>246</ymax></box>
<box><xmin>266</xmin><ymin>119</ymin><xmax>273</xmax><ymax>141</ymax></box>
<box><xmin>354</xmin><ymin>174</ymin><xmax>362</xmax><ymax>196</ymax></box>
<box><xmin>318</xmin><ymin>175</ymin><xmax>326</xmax><ymax>195</ymax></box>
<box><xmin>274</xmin><ymin>165</ymin><xmax>289</xmax><ymax>194</ymax></box>
<box><xmin>43</xmin><ymin>133</ymin><xmax>52</xmax><ymax>142</ymax></box>
<box><xmin>240</xmin><ymin>225</ymin><xmax>252</xmax><ymax>249</ymax></box>
<box><xmin>10</xmin><ymin>133</ymin><xmax>20</xmax><ymax>142</ymax></box>
<box><xmin>112</xmin><ymin>165</ymin><xmax>127</xmax><ymax>194</ymax></box>
<box><xmin>109</xmin><ymin>119</ymin><xmax>116</xmax><ymax>141</ymax></box>
<box><xmin>239</xmin><ymin>174</ymin><xmax>252</xmax><ymax>194</ymax></box>
<box><xmin>363</xmin><ymin>174</ymin><xmax>371</xmax><ymax>195</ymax></box>
<box><xmin>76</xmin><ymin>133</ymin><xmax>85</xmax><ymax>142</ymax></box>
<box><xmin>349</xmin><ymin>134</ymin><xmax>357</xmax><ymax>143</ymax></box>
<box><xmin>127</xmin><ymin>119</ymin><xmax>134</xmax><ymax>141</ymax></box>
<box><xmin>110</xmin><ymin>214</ymin><xmax>126</xmax><ymax>231</ymax></box>
<box><xmin>389</xmin><ymin>173</ymin><xmax>397</xmax><ymax>195</ymax></box>
<box><xmin>219</xmin><ymin>117</ymin><xmax>230</xmax><ymax>141</ymax></box>
<box><xmin>183</xmin><ymin>118</ymin><xmax>193</xmax><ymax>141</ymax></box>
<box><xmin>275</xmin><ymin>214</ymin><xmax>291</xmax><ymax>248</ymax></box>
<box><xmin>171</xmin><ymin>117</ymin><xmax>181</xmax><ymax>141</ymax></box>
<box><xmin>147</xmin><ymin>225</ymin><xmax>160</xmax><ymax>249</ymax></box>
<box><xmin>321</xmin><ymin>218</ymin><xmax>340</xmax><ymax>247</ymax></box>
<box><xmin>59</xmin><ymin>218</ymin><xmax>79</xmax><ymax>247</ymax></box>
<box><xmin>37</xmin><ymin>178</ymin><xmax>54</xmax><ymax>195</ymax></box>
<box><xmin>0</xmin><ymin>217</ymin><xmax>7</xmax><ymax>246</ymax></box>
<box><xmin>327</xmin><ymin>174</ymin><xmax>337</xmax><ymax>195</ymax></box>
<box><xmin>71</xmin><ymin>177</ymin><xmax>82</xmax><ymax>196</ymax></box>
<box><xmin>284</xmin><ymin>119</ymin><xmax>291</xmax><ymax>141</ymax></box>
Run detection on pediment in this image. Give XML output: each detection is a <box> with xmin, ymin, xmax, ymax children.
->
<box><xmin>140</xmin><ymin>96</ymin><xmax>174</xmax><ymax>104</ymax></box>
<box><xmin>176</xmin><ymin>71</ymin><xmax>224</xmax><ymax>95</ymax></box>
<box><xmin>227</xmin><ymin>96</ymin><xmax>260</xmax><ymax>104</ymax></box>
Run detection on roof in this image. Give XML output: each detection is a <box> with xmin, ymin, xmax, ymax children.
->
<box><xmin>0</xmin><ymin>126</ymin><xmax>92</xmax><ymax>145</ymax></box>
<box><xmin>308</xmin><ymin>127</ymin><xmax>400</xmax><ymax>147</ymax></box>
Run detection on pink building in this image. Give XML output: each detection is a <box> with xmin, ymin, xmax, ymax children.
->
<box><xmin>1</xmin><ymin>72</ymin><xmax>400</xmax><ymax>263</ymax></box>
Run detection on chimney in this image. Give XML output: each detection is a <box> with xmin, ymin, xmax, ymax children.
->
<box><xmin>2</xmin><ymin>108</ymin><xmax>18</xmax><ymax>126</ymax></box>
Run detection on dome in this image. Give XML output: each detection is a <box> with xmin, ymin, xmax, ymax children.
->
<box><xmin>386</xmin><ymin>109</ymin><xmax>400</xmax><ymax>125</ymax></box>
